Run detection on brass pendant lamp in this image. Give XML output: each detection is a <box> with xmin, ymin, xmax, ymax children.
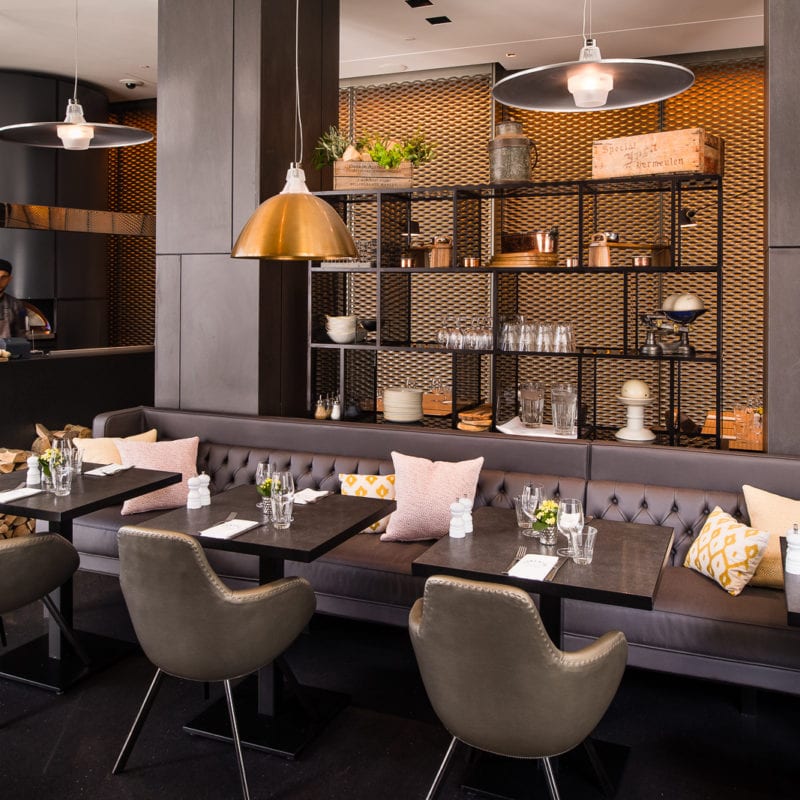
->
<box><xmin>492</xmin><ymin>0</ymin><xmax>694</xmax><ymax>113</ymax></box>
<box><xmin>231</xmin><ymin>0</ymin><xmax>356</xmax><ymax>261</ymax></box>
<box><xmin>0</xmin><ymin>0</ymin><xmax>152</xmax><ymax>150</ymax></box>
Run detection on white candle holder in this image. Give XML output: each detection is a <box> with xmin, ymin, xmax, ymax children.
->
<box><xmin>616</xmin><ymin>395</ymin><xmax>656</xmax><ymax>442</ymax></box>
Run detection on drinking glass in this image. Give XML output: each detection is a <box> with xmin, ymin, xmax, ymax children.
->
<box><xmin>50</xmin><ymin>442</ymin><xmax>73</xmax><ymax>497</ymax></box>
<box><xmin>519</xmin><ymin>381</ymin><xmax>545</xmax><ymax>428</ymax></box>
<box><xmin>551</xmin><ymin>382</ymin><xmax>578</xmax><ymax>436</ymax></box>
<box><xmin>520</xmin><ymin>483</ymin><xmax>543</xmax><ymax>539</ymax></box>
<box><xmin>255</xmin><ymin>461</ymin><xmax>274</xmax><ymax>512</ymax></box>
<box><xmin>271</xmin><ymin>470</ymin><xmax>295</xmax><ymax>529</ymax></box>
<box><xmin>556</xmin><ymin>497</ymin><xmax>584</xmax><ymax>557</ymax></box>
<box><xmin>570</xmin><ymin>525</ymin><xmax>597</xmax><ymax>565</ymax></box>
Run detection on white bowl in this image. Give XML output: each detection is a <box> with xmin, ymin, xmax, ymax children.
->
<box><xmin>327</xmin><ymin>328</ymin><xmax>366</xmax><ymax>344</ymax></box>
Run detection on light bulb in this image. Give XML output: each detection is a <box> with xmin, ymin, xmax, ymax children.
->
<box><xmin>567</xmin><ymin>38</ymin><xmax>614</xmax><ymax>109</ymax></box>
<box><xmin>568</xmin><ymin>68</ymin><xmax>614</xmax><ymax>108</ymax></box>
<box><xmin>57</xmin><ymin>99</ymin><xmax>94</xmax><ymax>150</ymax></box>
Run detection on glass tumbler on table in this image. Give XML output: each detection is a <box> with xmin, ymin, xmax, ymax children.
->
<box><xmin>556</xmin><ymin>497</ymin><xmax>584</xmax><ymax>558</ymax></box>
<box><xmin>271</xmin><ymin>470</ymin><xmax>295</xmax><ymax>530</ymax></box>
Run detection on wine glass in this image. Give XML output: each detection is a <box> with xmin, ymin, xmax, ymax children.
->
<box><xmin>255</xmin><ymin>461</ymin><xmax>273</xmax><ymax>512</ymax></box>
<box><xmin>556</xmin><ymin>498</ymin><xmax>584</xmax><ymax>557</ymax></box>
<box><xmin>520</xmin><ymin>483</ymin><xmax>543</xmax><ymax>539</ymax></box>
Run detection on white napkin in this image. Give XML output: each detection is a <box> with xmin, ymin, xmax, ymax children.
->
<box><xmin>0</xmin><ymin>487</ymin><xmax>43</xmax><ymax>503</ymax></box>
<box><xmin>84</xmin><ymin>464</ymin><xmax>131</xmax><ymax>477</ymax></box>
<box><xmin>200</xmin><ymin>519</ymin><xmax>260</xmax><ymax>539</ymax></box>
<box><xmin>508</xmin><ymin>554</ymin><xmax>560</xmax><ymax>581</ymax></box>
<box><xmin>293</xmin><ymin>488</ymin><xmax>331</xmax><ymax>505</ymax></box>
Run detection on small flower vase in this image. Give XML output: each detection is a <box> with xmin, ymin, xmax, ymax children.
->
<box><xmin>538</xmin><ymin>525</ymin><xmax>557</xmax><ymax>546</ymax></box>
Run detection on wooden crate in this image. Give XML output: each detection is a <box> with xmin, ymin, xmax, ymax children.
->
<box><xmin>592</xmin><ymin>128</ymin><xmax>725</xmax><ymax>179</ymax></box>
<box><xmin>333</xmin><ymin>160</ymin><xmax>413</xmax><ymax>190</ymax></box>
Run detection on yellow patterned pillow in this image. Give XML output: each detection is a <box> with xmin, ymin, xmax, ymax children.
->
<box><xmin>339</xmin><ymin>473</ymin><xmax>396</xmax><ymax>533</ymax></box>
<box><xmin>684</xmin><ymin>506</ymin><xmax>771</xmax><ymax>596</ymax></box>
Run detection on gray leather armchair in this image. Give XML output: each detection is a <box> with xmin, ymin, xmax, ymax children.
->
<box><xmin>0</xmin><ymin>533</ymin><xmax>89</xmax><ymax>667</ymax></box>
<box><xmin>409</xmin><ymin>575</ymin><xmax>628</xmax><ymax>800</ymax></box>
<box><xmin>113</xmin><ymin>526</ymin><xmax>316</xmax><ymax>800</ymax></box>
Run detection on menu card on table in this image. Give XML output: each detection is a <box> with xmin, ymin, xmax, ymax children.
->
<box><xmin>508</xmin><ymin>554</ymin><xmax>561</xmax><ymax>581</ymax></box>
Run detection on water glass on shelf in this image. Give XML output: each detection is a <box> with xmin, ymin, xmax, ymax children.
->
<box><xmin>556</xmin><ymin>497</ymin><xmax>584</xmax><ymax>558</ymax></box>
<box><xmin>519</xmin><ymin>381</ymin><xmax>545</xmax><ymax>428</ymax></box>
<box><xmin>534</xmin><ymin>322</ymin><xmax>554</xmax><ymax>352</ymax></box>
<box><xmin>552</xmin><ymin>323</ymin><xmax>575</xmax><ymax>353</ymax></box>
<box><xmin>270</xmin><ymin>470</ymin><xmax>295</xmax><ymax>529</ymax></box>
<box><xmin>551</xmin><ymin>382</ymin><xmax>578</xmax><ymax>436</ymax></box>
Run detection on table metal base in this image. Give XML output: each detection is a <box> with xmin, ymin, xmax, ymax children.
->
<box><xmin>462</xmin><ymin>738</ymin><xmax>628</xmax><ymax>800</ymax></box>
<box><xmin>183</xmin><ymin>674</ymin><xmax>348</xmax><ymax>759</ymax></box>
<box><xmin>0</xmin><ymin>631</ymin><xmax>136</xmax><ymax>694</ymax></box>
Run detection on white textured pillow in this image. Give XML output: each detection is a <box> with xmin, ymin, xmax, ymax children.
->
<box><xmin>117</xmin><ymin>437</ymin><xmax>199</xmax><ymax>515</ymax></box>
<box><xmin>74</xmin><ymin>429</ymin><xmax>158</xmax><ymax>465</ymax></box>
<box><xmin>381</xmin><ymin>452</ymin><xmax>483</xmax><ymax>542</ymax></box>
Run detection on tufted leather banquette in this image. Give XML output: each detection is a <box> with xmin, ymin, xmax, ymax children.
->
<box><xmin>73</xmin><ymin>406</ymin><xmax>800</xmax><ymax>696</ymax></box>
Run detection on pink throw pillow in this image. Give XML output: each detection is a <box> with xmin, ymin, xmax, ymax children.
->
<box><xmin>117</xmin><ymin>437</ymin><xmax>199</xmax><ymax>515</ymax></box>
<box><xmin>381</xmin><ymin>451</ymin><xmax>483</xmax><ymax>542</ymax></box>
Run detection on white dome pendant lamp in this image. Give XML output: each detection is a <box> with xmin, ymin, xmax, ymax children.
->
<box><xmin>493</xmin><ymin>0</ymin><xmax>694</xmax><ymax>113</ymax></box>
<box><xmin>231</xmin><ymin>0</ymin><xmax>356</xmax><ymax>261</ymax></box>
<box><xmin>0</xmin><ymin>0</ymin><xmax>153</xmax><ymax>149</ymax></box>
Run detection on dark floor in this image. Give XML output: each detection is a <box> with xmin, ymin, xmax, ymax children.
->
<box><xmin>1</xmin><ymin>571</ymin><xmax>799</xmax><ymax>799</ymax></box>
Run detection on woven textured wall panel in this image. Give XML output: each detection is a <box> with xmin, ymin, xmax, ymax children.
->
<box><xmin>107</xmin><ymin>104</ymin><xmax>157</xmax><ymax>346</ymax></box>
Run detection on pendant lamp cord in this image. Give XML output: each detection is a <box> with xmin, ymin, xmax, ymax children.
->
<box><xmin>293</xmin><ymin>0</ymin><xmax>303</xmax><ymax>167</ymax></box>
<box><xmin>71</xmin><ymin>0</ymin><xmax>80</xmax><ymax>102</ymax></box>
<box><xmin>582</xmin><ymin>0</ymin><xmax>592</xmax><ymax>40</ymax></box>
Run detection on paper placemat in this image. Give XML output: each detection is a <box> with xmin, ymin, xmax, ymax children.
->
<box><xmin>508</xmin><ymin>553</ymin><xmax>561</xmax><ymax>581</ymax></box>
<box><xmin>0</xmin><ymin>486</ymin><xmax>43</xmax><ymax>503</ymax></box>
<box><xmin>200</xmin><ymin>519</ymin><xmax>261</xmax><ymax>539</ymax></box>
<box><xmin>294</xmin><ymin>488</ymin><xmax>331</xmax><ymax>505</ymax></box>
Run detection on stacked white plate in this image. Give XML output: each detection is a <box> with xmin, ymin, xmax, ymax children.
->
<box><xmin>383</xmin><ymin>387</ymin><xmax>424</xmax><ymax>422</ymax></box>
<box><xmin>326</xmin><ymin>314</ymin><xmax>362</xmax><ymax>344</ymax></box>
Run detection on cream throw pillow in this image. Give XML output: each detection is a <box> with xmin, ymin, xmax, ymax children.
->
<box><xmin>381</xmin><ymin>452</ymin><xmax>483</xmax><ymax>542</ymax></box>
<box><xmin>74</xmin><ymin>429</ymin><xmax>158</xmax><ymax>465</ymax></box>
<box><xmin>117</xmin><ymin>437</ymin><xmax>199</xmax><ymax>515</ymax></box>
<box><xmin>684</xmin><ymin>506</ymin><xmax>771</xmax><ymax>596</ymax></box>
<box><xmin>339</xmin><ymin>473</ymin><xmax>396</xmax><ymax>533</ymax></box>
<box><xmin>743</xmin><ymin>484</ymin><xmax>800</xmax><ymax>589</ymax></box>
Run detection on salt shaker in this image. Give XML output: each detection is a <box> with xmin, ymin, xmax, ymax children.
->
<box><xmin>786</xmin><ymin>523</ymin><xmax>800</xmax><ymax>575</ymax></box>
<box><xmin>459</xmin><ymin>497</ymin><xmax>474</xmax><ymax>534</ymax></box>
<box><xmin>449</xmin><ymin>501</ymin><xmax>465</xmax><ymax>538</ymax></box>
<box><xmin>26</xmin><ymin>455</ymin><xmax>41</xmax><ymax>486</ymax></box>
<box><xmin>186</xmin><ymin>476</ymin><xmax>202</xmax><ymax>509</ymax></box>
<box><xmin>198</xmin><ymin>472</ymin><xmax>211</xmax><ymax>506</ymax></box>
<box><xmin>330</xmin><ymin>397</ymin><xmax>342</xmax><ymax>421</ymax></box>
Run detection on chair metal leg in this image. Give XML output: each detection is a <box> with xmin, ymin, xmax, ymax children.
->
<box><xmin>223</xmin><ymin>679</ymin><xmax>251</xmax><ymax>800</ymax></box>
<box><xmin>542</xmin><ymin>756</ymin><xmax>561</xmax><ymax>800</ymax></box>
<box><xmin>113</xmin><ymin>668</ymin><xmax>165</xmax><ymax>774</ymax></box>
<box><xmin>582</xmin><ymin>738</ymin><xmax>615</xmax><ymax>797</ymax></box>
<box><xmin>425</xmin><ymin>735</ymin><xmax>458</xmax><ymax>800</ymax></box>
<box><xmin>0</xmin><ymin>615</ymin><xmax>6</xmax><ymax>647</ymax></box>
<box><xmin>41</xmin><ymin>593</ymin><xmax>91</xmax><ymax>666</ymax></box>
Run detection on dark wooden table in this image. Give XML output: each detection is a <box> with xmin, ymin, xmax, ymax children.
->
<box><xmin>143</xmin><ymin>483</ymin><xmax>394</xmax><ymax>757</ymax></box>
<box><xmin>412</xmin><ymin>506</ymin><xmax>674</xmax><ymax>800</ymax></box>
<box><xmin>0</xmin><ymin>466</ymin><xmax>181</xmax><ymax>692</ymax></box>
<box><xmin>413</xmin><ymin>506</ymin><xmax>674</xmax><ymax>645</ymax></box>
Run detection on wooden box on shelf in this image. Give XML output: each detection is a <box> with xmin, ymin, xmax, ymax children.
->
<box><xmin>333</xmin><ymin>160</ymin><xmax>413</xmax><ymax>190</ymax></box>
<box><xmin>591</xmin><ymin>128</ymin><xmax>725</xmax><ymax>179</ymax></box>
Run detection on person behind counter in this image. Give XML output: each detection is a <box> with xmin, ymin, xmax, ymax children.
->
<box><xmin>0</xmin><ymin>259</ymin><xmax>27</xmax><ymax>340</ymax></box>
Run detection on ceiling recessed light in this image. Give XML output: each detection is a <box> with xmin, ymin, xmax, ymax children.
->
<box><xmin>506</xmin><ymin>52</ymin><xmax>517</xmax><ymax>58</ymax></box>
<box><xmin>406</xmin><ymin>0</ymin><xmax>433</xmax><ymax>7</ymax></box>
<box><xmin>426</xmin><ymin>15</ymin><xmax>451</xmax><ymax>25</ymax></box>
